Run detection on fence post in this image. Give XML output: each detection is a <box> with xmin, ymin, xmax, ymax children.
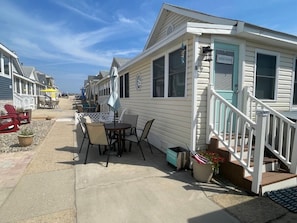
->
<box><xmin>251</xmin><ymin>109</ymin><xmax>270</xmax><ymax>194</ymax></box>
<box><xmin>206</xmin><ymin>84</ymin><xmax>214</xmax><ymax>144</ymax></box>
<box><xmin>290</xmin><ymin>123</ymin><xmax>297</xmax><ymax>174</ymax></box>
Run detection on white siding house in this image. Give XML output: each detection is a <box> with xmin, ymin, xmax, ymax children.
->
<box><xmin>80</xmin><ymin>4</ymin><xmax>297</xmax><ymax>194</ymax></box>
<box><xmin>116</xmin><ymin>4</ymin><xmax>297</xmax><ymax>155</ymax></box>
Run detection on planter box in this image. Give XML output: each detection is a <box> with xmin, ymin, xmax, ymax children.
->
<box><xmin>192</xmin><ymin>160</ymin><xmax>213</xmax><ymax>183</ymax></box>
<box><xmin>166</xmin><ymin>147</ymin><xmax>190</xmax><ymax>170</ymax></box>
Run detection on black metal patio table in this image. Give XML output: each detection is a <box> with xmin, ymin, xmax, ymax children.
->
<box><xmin>104</xmin><ymin>123</ymin><xmax>131</xmax><ymax>156</ymax></box>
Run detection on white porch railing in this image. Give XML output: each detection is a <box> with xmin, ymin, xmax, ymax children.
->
<box><xmin>14</xmin><ymin>93</ymin><xmax>36</xmax><ymax>110</ymax></box>
<box><xmin>242</xmin><ymin>87</ymin><xmax>297</xmax><ymax>174</ymax></box>
<box><xmin>206</xmin><ymin>84</ymin><xmax>297</xmax><ymax>194</ymax></box>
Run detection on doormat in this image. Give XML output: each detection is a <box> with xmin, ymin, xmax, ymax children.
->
<box><xmin>266</xmin><ymin>187</ymin><xmax>297</xmax><ymax>213</ymax></box>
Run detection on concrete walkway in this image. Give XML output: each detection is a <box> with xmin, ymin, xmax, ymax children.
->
<box><xmin>0</xmin><ymin>97</ymin><xmax>296</xmax><ymax>222</ymax></box>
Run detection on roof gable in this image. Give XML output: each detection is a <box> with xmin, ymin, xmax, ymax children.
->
<box><xmin>144</xmin><ymin>3</ymin><xmax>237</xmax><ymax>49</ymax></box>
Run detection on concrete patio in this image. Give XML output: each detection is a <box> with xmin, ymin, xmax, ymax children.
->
<box><xmin>0</xmin><ymin>97</ymin><xmax>295</xmax><ymax>222</ymax></box>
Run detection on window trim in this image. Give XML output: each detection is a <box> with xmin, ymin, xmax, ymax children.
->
<box><xmin>151</xmin><ymin>44</ymin><xmax>187</xmax><ymax>99</ymax></box>
<box><xmin>254</xmin><ymin>49</ymin><xmax>279</xmax><ymax>101</ymax></box>
<box><xmin>0</xmin><ymin>52</ymin><xmax>12</xmax><ymax>78</ymax></box>
<box><xmin>290</xmin><ymin>57</ymin><xmax>297</xmax><ymax>110</ymax></box>
<box><xmin>120</xmin><ymin>72</ymin><xmax>129</xmax><ymax>98</ymax></box>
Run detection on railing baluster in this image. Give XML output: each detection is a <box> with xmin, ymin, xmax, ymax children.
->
<box><xmin>228</xmin><ymin>112</ymin><xmax>233</xmax><ymax>147</ymax></box>
<box><xmin>271</xmin><ymin>115</ymin><xmax>277</xmax><ymax>150</ymax></box>
<box><xmin>285</xmin><ymin>125</ymin><xmax>291</xmax><ymax>164</ymax></box>
<box><xmin>278</xmin><ymin>119</ymin><xmax>284</xmax><ymax>157</ymax></box>
<box><xmin>240</xmin><ymin>122</ymin><xmax>247</xmax><ymax>160</ymax></box>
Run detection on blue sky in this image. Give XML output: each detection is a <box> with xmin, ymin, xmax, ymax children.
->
<box><xmin>1</xmin><ymin>0</ymin><xmax>296</xmax><ymax>93</ymax></box>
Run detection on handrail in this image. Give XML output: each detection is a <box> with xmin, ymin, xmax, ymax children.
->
<box><xmin>208</xmin><ymin>84</ymin><xmax>269</xmax><ymax>194</ymax></box>
<box><xmin>243</xmin><ymin>87</ymin><xmax>297</xmax><ymax>173</ymax></box>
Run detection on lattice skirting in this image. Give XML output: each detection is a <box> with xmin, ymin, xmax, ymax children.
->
<box><xmin>75</xmin><ymin>112</ymin><xmax>115</xmax><ymax>124</ymax></box>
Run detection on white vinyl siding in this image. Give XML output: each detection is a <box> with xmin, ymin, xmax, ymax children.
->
<box><xmin>244</xmin><ymin>42</ymin><xmax>294</xmax><ymax>111</ymax></box>
<box><xmin>151</xmin><ymin>12</ymin><xmax>202</xmax><ymax>48</ymax></box>
<box><xmin>119</xmin><ymin>41</ymin><xmax>194</xmax><ymax>152</ymax></box>
<box><xmin>194</xmin><ymin>35</ymin><xmax>212</xmax><ymax>149</ymax></box>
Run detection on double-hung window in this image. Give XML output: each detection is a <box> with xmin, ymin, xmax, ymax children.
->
<box><xmin>255</xmin><ymin>52</ymin><xmax>278</xmax><ymax>100</ymax></box>
<box><xmin>153</xmin><ymin>56</ymin><xmax>165</xmax><ymax>97</ymax></box>
<box><xmin>169</xmin><ymin>48</ymin><xmax>186</xmax><ymax>97</ymax></box>
<box><xmin>293</xmin><ymin>59</ymin><xmax>297</xmax><ymax>105</ymax></box>
<box><xmin>0</xmin><ymin>53</ymin><xmax>11</xmax><ymax>77</ymax></box>
<box><xmin>120</xmin><ymin>72</ymin><xmax>129</xmax><ymax>98</ymax></box>
<box><xmin>153</xmin><ymin>46</ymin><xmax>186</xmax><ymax>98</ymax></box>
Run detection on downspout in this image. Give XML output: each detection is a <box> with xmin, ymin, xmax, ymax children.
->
<box><xmin>190</xmin><ymin>35</ymin><xmax>200</xmax><ymax>152</ymax></box>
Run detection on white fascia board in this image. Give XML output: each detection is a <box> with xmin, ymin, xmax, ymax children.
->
<box><xmin>187</xmin><ymin>22</ymin><xmax>236</xmax><ymax>35</ymax></box>
<box><xmin>13</xmin><ymin>73</ymin><xmax>35</xmax><ymax>83</ymax></box>
<box><xmin>164</xmin><ymin>4</ymin><xmax>237</xmax><ymax>26</ymax></box>
<box><xmin>0</xmin><ymin>43</ymin><xmax>18</xmax><ymax>58</ymax></box>
<box><xmin>120</xmin><ymin>22</ymin><xmax>237</xmax><ymax>72</ymax></box>
<box><xmin>98</xmin><ymin>76</ymin><xmax>110</xmax><ymax>85</ymax></box>
<box><xmin>239</xmin><ymin>24</ymin><xmax>297</xmax><ymax>47</ymax></box>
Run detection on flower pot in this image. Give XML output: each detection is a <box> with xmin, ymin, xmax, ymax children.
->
<box><xmin>18</xmin><ymin>135</ymin><xmax>34</xmax><ymax>147</ymax></box>
<box><xmin>192</xmin><ymin>161</ymin><xmax>213</xmax><ymax>183</ymax></box>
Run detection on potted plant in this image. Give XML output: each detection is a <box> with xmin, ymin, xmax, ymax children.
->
<box><xmin>18</xmin><ymin>127</ymin><xmax>35</xmax><ymax>147</ymax></box>
<box><xmin>191</xmin><ymin>150</ymin><xmax>224</xmax><ymax>183</ymax></box>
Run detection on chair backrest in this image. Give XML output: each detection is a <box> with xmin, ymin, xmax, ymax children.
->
<box><xmin>80</xmin><ymin>116</ymin><xmax>92</xmax><ymax>133</ymax></box>
<box><xmin>86</xmin><ymin>123</ymin><xmax>108</xmax><ymax>146</ymax></box>
<box><xmin>118</xmin><ymin>108</ymin><xmax>127</xmax><ymax>123</ymax></box>
<box><xmin>122</xmin><ymin>114</ymin><xmax>138</xmax><ymax>135</ymax></box>
<box><xmin>4</xmin><ymin>104</ymin><xmax>17</xmax><ymax>114</ymax></box>
<box><xmin>140</xmin><ymin>119</ymin><xmax>155</xmax><ymax>141</ymax></box>
<box><xmin>122</xmin><ymin>114</ymin><xmax>138</xmax><ymax>128</ymax></box>
<box><xmin>82</xmin><ymin>115</ymin><xmax>92</xmax><ymax>124</ymax></box>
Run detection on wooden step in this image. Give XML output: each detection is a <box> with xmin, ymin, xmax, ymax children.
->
<box><xmin>208</xmin><ymin>136</ymin><xmax>297</xmax><ymax>195</ymax></box>
<box><xmin>232</xmin><ymin>157</ymin><xmax>279</xmax><ymax>177</ymax></box>
<box><xmin>245</xmin><ymin>171</ymin><xmax>297</xmax><ymax>195</ymax></box>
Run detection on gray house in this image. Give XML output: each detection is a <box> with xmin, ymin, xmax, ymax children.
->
<box><xmin>0</xmin><ymin>43</ymin><xmax>59</xmax><ymax>110</ymax></box>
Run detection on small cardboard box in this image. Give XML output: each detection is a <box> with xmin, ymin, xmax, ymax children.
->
<box><xmin>166</xmin><ymin>147</ymin><xmax>190</xmax><ymax>170</ymax></box>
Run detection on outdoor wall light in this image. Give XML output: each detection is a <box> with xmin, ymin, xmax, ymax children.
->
<box><xmin>202</xmin><ymin>46</ymin><xmax>213</xmax><ymax>61</ymax></box>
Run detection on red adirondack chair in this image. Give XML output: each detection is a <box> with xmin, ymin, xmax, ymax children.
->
<box><xmin>4</xmin><ymin>104</ymin><xmax>31</xmax><ymax>125</ymax></box>
<box><xmin>0</xmin><ymin>114</ymin><xmax>19</xmax><ymax>133</ymax></box>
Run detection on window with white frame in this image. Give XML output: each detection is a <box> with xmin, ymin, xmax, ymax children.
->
<box><xmin>153</xmin><ymin>47</ymin><xmax>186</xmax><ymax>98</ymax></box>
<box><xmin>293</xmin><ymin>59</ymin><xmax>297</xmax><ymax>105</ymax></box>
<box><xmin>255</xmin><ymin>52</ymin><xmax>277</xmax><ymax>100</ymax></box>
<box><xmin>3</xmin><ymin>54</ymin><xmax>10</xmax><ymax>75</ymax></box>
<box><xmin>1</xmin><ymin>53</ymin><xmax>11</xmax><ymax>77</ymax></box>
<box><xmin>153</xmin><ymin>56</ymin><xmax>165</xmax><ymax>97</ymax></box>
<box><xmin>169</xmin><ymin>48</ymin><xmax>186</xmax><ymax>97</ymax></box>
<box><xmin>120</xmin><ymin>72</ymin><xmax>129</xmax><ymax>98</ymax></box>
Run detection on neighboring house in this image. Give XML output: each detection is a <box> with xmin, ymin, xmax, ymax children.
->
<box><xmin>114</xmin><ymin>4</ymin><xmax>297</xmax><ymax>194</ymax></box>
<box><xmin>0</xmin><ymin>43</ymin><xmax>58</xmax><ymax>111</ymax></box>
<box><xmin>0</xmin><ymin>43</ymin><xmax>15</xmax><ymax>109</ymax></box>
<box><xmin>87</xmin><ymin>57</ymin><xmax>130</xmax><ymax>112</ymax></box>
<box><xmin>0</xmin><ymin>43</ymin><xmax>35</xmax><ymax>110</ymax></box>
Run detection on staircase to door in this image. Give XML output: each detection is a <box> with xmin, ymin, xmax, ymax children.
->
<box><xmin>208</xmin><ymin>136</ymin><xmax>297</xmax><ymax>195</ymax></box>
<box><xmin>206</xmin><ymin>85</ymin><xmax>297</xmax><ymax>195</ymax></box>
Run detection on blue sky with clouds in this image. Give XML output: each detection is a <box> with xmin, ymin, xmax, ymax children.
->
<box><xmin>1</xmin><ymin>0</ymin><xmax>296</xmax><ymax>93</ymax></box>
